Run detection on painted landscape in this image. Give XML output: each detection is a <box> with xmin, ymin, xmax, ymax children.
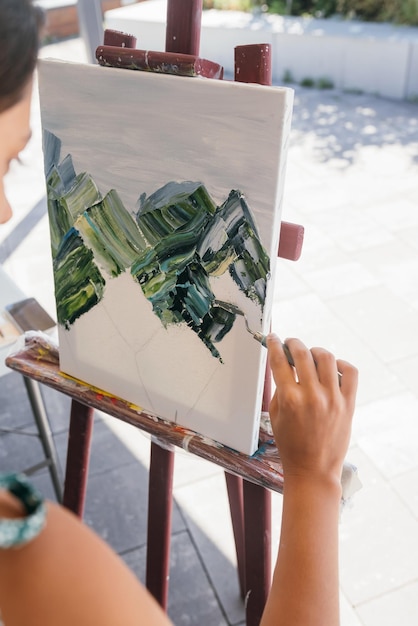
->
<box><xmin>45</xmin><ymin>131</ymin><xmax>270</xmax><ymax>363</ymax></box>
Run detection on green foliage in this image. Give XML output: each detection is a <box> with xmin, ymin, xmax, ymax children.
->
<box><xmin>265</xmin><ymin>0</ymin><xmax>338</xmax><ymax>16</ymax></box>
<box><xmin>202</xmin><ymin>0</ymin><xmax>418</xmax><ymax>24</ymax></box>
<box><xmin>267</xmin><ymin>0</ymin><xmax>288</xmax><ymax>13</ymax></box>
<box><xmin>314</xmin><ymin>0</ymin><xmax>339</xmax><ymax>16</ymax></box>
<box><xmin>337</xmin><ymin>0</ymin><xmax>381</xmax><ymax>20</ymax></box>
<box><xmin>299</xmin><ymin>76</ymin><xmax>335</xmax><ymax>87</ymax></box>
<box><xmin>300</xmin><ymin>76</ymin><xmax>315</xmax><ymax>86</ymax></box>
<box><xmin>263</xmin><ymin>0</ymin><xmax>418</xmax><ymax>23</ymax></box>
<box><xmin>282</xmin><ymin>69</ymin><xmax>294</xmax><ymax>82</ymax></box>
<box><xmin>316</xmin><ymin>76</ymin><xmax>334</xmax><ymax>88</ymax></box>
<box><xmin>203</xmin><ymin>0</ymin><xmax>253</xmax><ymax>10</ymax></box>
<box><xmin>380</xmin><ymin>0</ymin><xmax>418</xmax><ymax>25</ymax></box>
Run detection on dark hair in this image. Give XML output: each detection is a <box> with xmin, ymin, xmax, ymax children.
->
<box><xmin>0</xmin><ymin>0</ymin><xmax>44</xmax><ymax>113</ymax></box>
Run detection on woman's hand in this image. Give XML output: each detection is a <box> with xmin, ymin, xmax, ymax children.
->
<box><xmin>267</xmin><ymin>334</ymin><xmax>358</xmax><ymax>486</ymax></box>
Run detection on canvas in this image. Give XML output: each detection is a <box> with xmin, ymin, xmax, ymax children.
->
<box><xmin>38</xmin><ymin>59</ymin><xmax>293</xmax><ymax>455</ymax></box>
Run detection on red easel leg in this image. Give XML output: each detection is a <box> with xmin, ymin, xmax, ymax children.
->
<box><xmin>165</xmin><ymin>0</ymin><xmax>202</xmax><ymax>55</ymax></box>
<box><xmin>62</xmin><ymin>399</ymin><xmax>94</xmax><ymax>517</ymax></box>
<box><xmin>243</xmin><ymin>480</ymin><xmax>272</xmax><ymax>626</ymax></box>
<box><xmin>222</xmin><ymin>63</ymin><xmax>273</xmax><ymax>608</ymax></box>
<box><xmin>226</xmin><ymin>353</ymin><xmax>272</xmax><ymax>613</ymax></box>
<box><xmin>225</xmin><ymin>472</ymin><xmax>246</xmax><ymax>599</ymax></box>
<box><xmin>234</xmin><ymin>43</ymin><xmax>272</xmax><ymax>86</ymax></box>
<box><xmin>146</xmin><ymin>440</ymin><xmax>175</xmax><ymax>610</ymax></box>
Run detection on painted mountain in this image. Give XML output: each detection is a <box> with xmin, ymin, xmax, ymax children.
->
<box><xmin>45</xmin><ymin>131</ymin><xmax>270</xmax><ymax>363</ymax></box>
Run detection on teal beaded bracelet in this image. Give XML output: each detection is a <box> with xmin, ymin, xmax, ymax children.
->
<box><xmin>0</xmin><ymin>473</ymin><xmax>46</xmax><ymax>549</ymax></box>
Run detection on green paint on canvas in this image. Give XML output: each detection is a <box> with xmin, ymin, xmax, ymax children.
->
<box><xmin>44</xmin><ymin>130</ymin><xmax>271</xmax><ymax>361</ymax></box>
<box><xmin>53</xmin><ymin>228</ymin><xmax>106</xmax><ymax>328</ymax></box>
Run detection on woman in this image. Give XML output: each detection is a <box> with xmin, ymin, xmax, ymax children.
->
<box><xmin>0</xmin><ymin>0</ymin><xmax>42</xmax><ymax>224</ymax></box>
<box><xmin>0</xmin><ymin>2</ymin><xmax>358</xmax><ymax>624</ymax></box>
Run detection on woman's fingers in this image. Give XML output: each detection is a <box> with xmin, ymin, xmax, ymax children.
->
<box><xmin>336</xmin><ymin>359</ymin><xmax>359</xmax><ymax>409</ymax></box>
<box><xmin>268</xmin><ymin>334</ymin><xmax>358</xmax><ymax>407</ymax></box>
<box><xmin>283</xmin><ymin>338</ymin><xmax>317</xmax><ymax>386</ymax></box>
<box><xmin>266</xmin><ymin>335</ymin><xmax>359</xmax><ymax>483</ymax></box>
<box><xmin>266</xmin><ymin>334</ymin><xmax>297</xmax><ymax>387</ymax></box>
<box><xmin>310</xmin><ymin>346</ymin><xmax>339</xmax><ymax>389</ymax></box>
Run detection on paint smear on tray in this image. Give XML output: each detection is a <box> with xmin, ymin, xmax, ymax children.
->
<box><xmin>45</xmin><ymin>130</ymin><xmax>270</xmax><ymax>362</ymax></box>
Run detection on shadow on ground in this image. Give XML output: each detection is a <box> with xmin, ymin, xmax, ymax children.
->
<box><xmin>289</xmin><ymin>86</ymin><xmax>418</xmax><ymax>167</ymax></box>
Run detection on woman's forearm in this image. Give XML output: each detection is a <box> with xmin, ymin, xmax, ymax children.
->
<box><xmin>261</xmin><ymin>476</ymin><xmax>342</xmax><ymax>626</ymax></box>
<box><xmin>0</xmin><ymin>499</ymin><xmax>172</xmax><ymax>626</ymax></box>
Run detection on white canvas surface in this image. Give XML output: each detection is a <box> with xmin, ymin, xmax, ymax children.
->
<box><xmin>39</xmin><ymin>60</ymin><xmax>293</xmax><ymax>454</ymax></box>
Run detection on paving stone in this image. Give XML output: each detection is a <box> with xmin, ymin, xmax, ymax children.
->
<box><xmin>83</xmin><ymin>461</ymin><xmax>186</xmax><ymax>555</ymax></box>
<box><xmin>356</xmin><ymin>581</ymin><xmax>418</xmax><ymax>626</ymax></box>
<box><xmin>54</xmin><ymin>416</ymin><xmax>139</xmax><ymax>478</ymax></box>
<box><xmin>123</xmin><ymin>531</ymin><xmax>229</xmax><ymax>626</ymax></box>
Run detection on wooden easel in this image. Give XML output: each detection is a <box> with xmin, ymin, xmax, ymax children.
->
<box><xmin>62</xmin><ymin>2</ymin><xmax>304</xmax><ymax>624</ymax></box>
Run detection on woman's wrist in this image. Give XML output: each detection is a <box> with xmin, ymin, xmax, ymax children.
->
<box><xmin>283</xmin><ymin>471</ymin><xmax>343</xmax><ymax>501</ymax></box>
